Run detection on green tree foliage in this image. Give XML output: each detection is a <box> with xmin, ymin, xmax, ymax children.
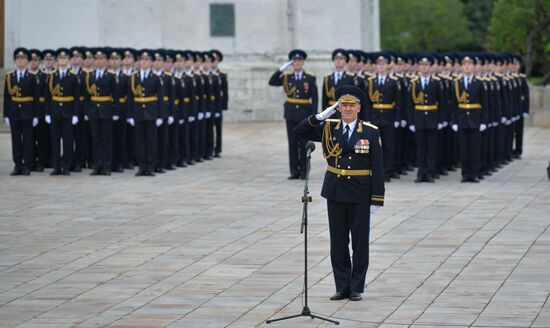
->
<box><xmin>488</xmin><ymin>0</ymin><xmax>549</xmax><ymax>82</ymax></box>
<box><xmin>461</xmin><ymin>0</ymin><xmax>495</xmax><ymax>46</ymax></box>
<box><xmin>381</xmin><ymin>0</ymin><xmax>473</xmax><ymax>52</ymax></box>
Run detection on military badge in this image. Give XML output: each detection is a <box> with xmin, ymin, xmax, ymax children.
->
<box><xmin>354</xmin><ymin>139</ymin><xmax>370</xmax><ymax>154</ymax></box>
<box><xmin>304</xmin><ymin>82</ymin><xmax>309</xmax><ymax>92</ymax></box>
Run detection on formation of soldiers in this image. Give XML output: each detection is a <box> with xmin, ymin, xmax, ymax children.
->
<box><xmin>270</xmin><ymin>49</ymin><xmax>529</xmax><ymax>183</ymax></box>
<box><xmin>4</xmin><ymin>47</ymin><xmax>228</xmax><ymax>176</ymax></box>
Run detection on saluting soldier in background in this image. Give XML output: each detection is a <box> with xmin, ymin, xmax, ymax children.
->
<box><xmin>4</xmin><ymin>48</ymin><xmax>39</xmax><ymax>176</ymax></box>
<box><xmin>46</xmin><ymin>48</ymin><xmax>81</xmax><ymax>175</ymax></box>
<box><xmin>268</xmin><ymin>49</ymin><xmax>318</xmax><ymax>180</ymax></box>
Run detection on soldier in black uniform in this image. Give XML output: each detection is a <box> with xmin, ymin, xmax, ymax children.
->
<box><xmin>294</xmin><ymin>85</ymin><xmax>384</xmax><ymax>301</ymax></box>
<box><xmin>451</xmin><ymin>54</ymin><xmax>488</xmax><ymax>183</ymax></box>
<box><xmin>28</xmin><ymin>49</ymin><xmax>48</xmax><ymax>171</ymax></box>
<box><xmin>122</xmin><ymin>48</ymin><xmax>137</xmax><ymax>169</ymax></box>
<box><xmin>70</xmin><ymin>47</ymin><xmax>88</xmax><ymax>172</ymax></box>
<box><xmin>4</xmin><ymin>48</ymin><xmax>39</xmax><ymax>175</ymax></box>
<box><xmin>152</xmin><ymin>50</ymin><xmax>170</xmax><ymax>173</ymax></box>
<box><xmin>511</xmin><ymin>54</ymin><xmax>529</xmax><ymax>159</ymax></box>
<box><xmin>164</xmin><ymin>50</ymin><xmax>180</xmax><ymax>170</ymax></box>
<box><xmin>211</xmin><ymin>49</ymin><xmax>227</xmax><ymax>158</ymax></box>
<box><xmin>175</xmin><ymin>50</ymin><xmax>197</xmax><ymax>167</ymax></box>
<box><xmin>184</xmin><ymin>51</ymin><xmax>199</xmax><ymax>165</ymax></box>
<box><xmin>322</xmin><ymin>49</ymin><xmax>349</xmax><ymax>110</ymax></box>
<box><xmin>192</xmin><ymin>51</ymin><xmax>207</xmax><ymax>163</ymax></box>
<box><xmin>45</xmin><ymin>48</ymin><xmax>81</xmax><ymax>175</ymax></box>
<box><xmin>268</xmin><ymin>49</ymin><xmax>318</xmax><ymax>179</ymax></box>
<box><xmin>110</xmin><ymin>48</ymin><xmax>128</xmax><ymax>172</ymax></box>
<box><xmin>84</xmin><ymin>48</ymin><xmax>118</xmax><ymax>175</ymax></box>
<box><xmin>407</xmin><ymin>54</ymin><xmax>442</xmax><ymax>182</ymax></box>
<box><xmin>128</xmin><ymin>49</ymin><xmax>164</xmax><ymax>177</ymax></box>
<box><xmin>202</xmin><ymin>52</ymin><xmax>217</xmax><ymax>160</ymax></box>
<box><xmin>366</xmin><ymin>52</ymin><xmax>402</xmax><ymax>182</ymax></box>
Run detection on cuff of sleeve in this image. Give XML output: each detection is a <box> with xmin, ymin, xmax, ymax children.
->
<box><xmin>371</xmin><ymin>195</ymin><xmax>384</xmax><ymax>206</ymax></box>
<box><xmin>309</xmin><ymin>115</ymin><xmax>322</xmax><ymax>126</ymax></box>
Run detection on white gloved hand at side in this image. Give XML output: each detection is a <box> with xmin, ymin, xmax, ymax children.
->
<box><xmin>32</xmin><ymin>117</ymin><xmax>38</xmax><ymax>127</ymax></box>
<box><xmin>452</xmin><ymin>124</ymin><xmax>458</xmax><ymax>132</ymax></box>
<box><xmin>198</xmin><ymin>112</ymin><xmax>204</xmax><ymax>120</ymax></box>
<box><xmin>113</xmin><ymin>115</ymin><xmax>120</xmax><ymax>121</ymax></box>
<box><xmin>437</xmin><ymin>123</ymin><xmax>443</xmax><ymax>130</ymax></box>
<box><xmin>370</xmin><ymin>205</ymin><xmax>380</xmax><ymax>214</ymax></box>
<box><xmin>205</xmin><ymin>112</ymin><xmax>212</xmax><ymax>119</ymax></box>
<box><xmin>127</xmin><ymin>118</ymin><xmax>135</xmax><ymax>126</ymax></box>
<box><xmin>72</xmin><ymin>116</ymin><xmax>79</xmax><ymax>125</ymax></box>
<box><xmin>45</xmin><ymin>115</ymin><xmax>52</xmax><ymax>124</ymax></box>
<box><xmin>315</xmin><ymin>101</ymin><xmax>339</xmax><ymax>120</ymax></box>
<box><xmin>480</xmin><ymin>123</ymin><xmax>487</xmax><ymax>132</ymax></box>
<box><xmin>409</xmin><ymin>125</ymin><xmax>416</xmax><ymax>132</ymax></box>
<box><xmin>155</xmin><ymin>118</ymin><xmax>163</xmax><ymax>127</ymax></box>
<box><xmin>394</xmin><ymin>121</ymin><xmax>400</xmax><ymax>128</ymax></box>
<box><xmin>214</xmin><ymin>113</ymin><xmax>221</xmax><ymax>118</ymax></box>
<box><xmin>178</xmin><ymin>119</ymin><xmax>184</xmax><ymax>124</ymax></box>
<box><xmin>4</xmin><ymin>118</ymin><xmax>10</xmax><ymax>126</ymax></box>
<box><xmin>522</xmin><ymin>112</ymin><xmax>529</xmax><ymax>119</ymax></box>
<box><xmin>400</xmin><ymin>120</ymin><xmax>407</xmax><ymax>127</ymax></box>
<box><xmin>188</xmin><ymin>116</ymin><xmax>196</xmax><ymax>123</ymax></box>
<box><xmin>168</xmin><ymin>116</ymin><xmax>174</xmax><ymax>125</ymax></box>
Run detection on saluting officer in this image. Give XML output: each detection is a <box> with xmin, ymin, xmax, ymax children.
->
<box><xmin>366</xmin><ymin>52</ymin><xmax>402</xmax><ymax>182</ymax></box>
<box><xmin>268</xmin><ymin>49</ymin><xmax>318</xmax><ymax>180</ymax></box>
<box><xmin>294</xmin><ymin>85</ymin><xmax>384</xmax><ymax>301</ymax></box>
<box><xmin>85</xmin><ymin>48</ymin><xmax>118</xmax><ymax>176</ymax></box>
<box><xmin>45</xmin><ymin>48</ymin><xmax>81</xmax><ymax>175</ymax></box>
<box><xmin>4</xmin><ymin>48</ymin><xmax>39</xmax><ymax>176</ymax></box>
<box><xmin>407</xmin><ymin>54</ymin><xmax>442</xmax><ymax>183</ymax></box>
<box><xmin>451</xmin><ymin>54</ymin><xmax>489</xmax><ymax>183</ymax></box>
<box><xmin>211</xmin><ymin>49</ymin><xmax>227</xmax><ymax>158</ymax></box>
<box><xmin>128</xmin><ymin>49</ymin><xmax>164</xmax><ymax>177</ymax></box>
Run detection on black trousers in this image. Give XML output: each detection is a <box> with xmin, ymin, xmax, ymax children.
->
<box><xmin>73</xmin><ymin>120</ymin><xmax>88</xmax><ymax>168</ymax></box>
<box><xmin>90</xmin><ymin>119</ymin><xmax>113</xmax><ymax>171</ymax></box>
<box><xmin>178</xmin><ymin>120</ymin><xmax>190</xmax><ymax>163</ymax></box>
<box><xmin>168</xmin><ymin>121</ymin><xmax>180</xmax><ymax>166</ymax></box>
<box><xmin>514</xmin><ymin>117</ymin><xmax>524</xmax><ymax>155</ymax></box>
<box><xmin>35</xmin><ymin>118</ymin><xmax>50</xmax><ymax>167</ymax></box>
<box><xmin>480</xmin><ymin>129</ymin><xmax>488</xmax><ymax>173</ymax></box>
<box><xmin>285</xmin><ymin>119</ymin><xmax>306</xmax><ymax>177</ymax></box>
<box><xmin>126</xmin><ymin>124</ymin><xmax>136</xmax><ymax>165</ymax></box>
<box><xmin>50</xmin><ymin>119</ymin><xmax>74</xmax><ymax>171</ymax></box>
<box><xmin>379</xmin><ymin>125</ymin><xmax>395</xmax><ymax>177</ymax></box>
<box><xmin>504</xmin><ymin>123</ymin><xmax>514</xmax><ymax>161</ymax></box>
<box><xmin>205</xmin><ymin>116</ymin><xmax>214</xmax><ymax>157</ymax></box>
<box><xmin>394</xmin><ymin>126</ymin><xmax>404</xmax><ymax>172</ymax></box>
<box><xmin>214</xmin><ymin>114</ymin><xmax>223</xmax><ymax>154</ymax></box>
<box><xmin>113</xmin><ymin>119</ymin><xmax>128</xmax><ymax>169</ymax></box>
<box><xmin>327</xmin><ymin>200</ymin><xmax>371</xmax><ymax>294</ymax></box>
<box><xmin>189</xmin><ymin>120</ymin><xmax>199</xmax><ymax>162</ymax></box>
<box><xmin>134</xmin><ymin>120</ymin><xmax>157</xmax><ymax>172</ymax></box>
<box><xmin>157</xmin><ymin>122</ymin><xmax>169</xmax><ymax>169</ymax></box>
<box><xmin>10</xmin><ymin>119</ymin><xmax>34</xmax><ymax>170</ymax></box>
<box><xmin>458</xmin><ymin>128</ymin><xmax>481</xmax><ymax>179</ymax></box>
<box><xmin>415</xmin><ymin>128</ymin><xmax>438</xmax><ymax>179</ymax></box>
<box><xmin>197</xmin><ymin>117</ymin><xmax>206</xmax><ymax>161</ymax></box>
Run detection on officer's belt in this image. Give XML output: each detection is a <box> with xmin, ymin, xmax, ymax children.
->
<box><xmin>328</xmin><ymin>100</ymin><xmax>337</xmax><ymax>105</ymax></box>
<box><xmin>327</xmin><ymin>165</ymin><xmax>371</xmax><ymax>176</ymax></box>
<box><xmin>287</xmin><ymin>98</ymin><xmax>310</xmax><ymax>105</ymax></box>
<box><xmin>373</xmin><ymin>103</ymin><xmax>395</xmax><ymax>109</ymax></box>
<box><xmin>11</xmin><ymin>96</ymin><xmax>33</xmax><ymax>102</ymax></box>
<box><xmin>52</xmin><ymin>96</ymin><xmax>75</xmax><ymax>102</ymax></box>
<box><xmin>39</xmin><ymin>97</ymin><xmax>45</xmax><ymax>103</ymax></box>
<box><xmin>183</xmin><ymin>97</ymin><xmax>191</xmax><ymax>103</ymax></box>
<box><xmin>134</xmin><ymin>96</ymin><xmax>158</xmax><ymax>103</ymax></box>
<box><xmin>415</xmin><ymin>105</ymin><xmax>438</xmax><ymax>111</ymax></box>
<box><xmin>458</xmin><ymin>103</ymin><xmax>481</xmax><ymax>109</ymax></box>
<box><xmin>91</xmin><ymin>96</ymin><xmax>113</xmax><ymax>102</ymax></box>
<box><xmin>79</xmin><ymin>96</ymin><xmax>85</xmax><ymax>101</ymax></box>
<box><xmin>119</xmin><ymin>97</ymin><xmax>127</xmax><ymax>103</ymax></box>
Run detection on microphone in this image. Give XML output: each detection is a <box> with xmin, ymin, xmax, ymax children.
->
<box><xmin>305</xmin><ymin>141</ymin><xmax>316</xmax><ymax>156</ymax></box>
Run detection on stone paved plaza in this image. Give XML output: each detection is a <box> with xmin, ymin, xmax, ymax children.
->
<box><xmin>0</xmin><ymin>123</ymin><xmax>549</xmax><ymax>328</ymax></box>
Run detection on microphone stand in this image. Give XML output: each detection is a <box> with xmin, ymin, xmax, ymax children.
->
<box><xmin>266</xmin><ymin>144</ymin><xmax>339</xmax><ymax>325</ymax></box>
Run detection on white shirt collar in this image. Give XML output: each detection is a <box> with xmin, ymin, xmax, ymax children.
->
<box><xmin>293</xmin><ymin>70</ymin><xmax>304</xmax><ymax>78</ymax></box>
<box><xmin>16</xmin><ymin>69</ymin><xmax>26</xmax><ymax>76</ymax></box>
<box><xmin>343</xmin><ymin>119</ymin><xmax>358</xmax><ymax>133</ymax></box>
<box><xmin>96</xmin><ymin>68</ymin><xmax>105</xmax><ymax>75</ymax></box>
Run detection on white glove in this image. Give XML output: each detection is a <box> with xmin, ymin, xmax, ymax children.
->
<box><xmin>501</xmin><ymin>117</ymin><xmax>506</xmax><ymax>124</ymax></box>
<box><xmin>400</xmin><ymin>120</ymin><xmax>407</xmax><ymax>127</ymax></box>
<box><xmin>168</xmin><ymin>116</ymin><xmax>174</xmax><ymax>125</ymax></box>
<box><xmin>315</xmin><ymin>101</ymin><xmax>339</xmax><ymax>121</ymax></box>
<box><xmin>198</xmin><ymin>112</ymin><xmax>204</xmax><ymax>120</ymax></box>
<box><xmin>370</xmin><ymin>205</ymin><xmax>380</xmax><ymax>214</ymax></box>
<box><xmin>205</xmin><ymin>112</ymin><xmax>212</xmax><ymax>119</ymax></box>
<box><xmin>505</xmin><ymin>120</ymin><xmax>511</xmax><ymax>125</ymax></box>
<box><xmin>437</xmin><ymin>123</ymin><xmax>443</xmax><ymax>130</ymax></box>
<box><xmin>72</xmin><ymin>116</ymin><xmax>79</xmax><ymax>125</ymax></box>
<box><xmin>488</xmin><ymin>123</ymin><xmax>493</xmax><ymax>128</ymax></box>
<box><xmin>515</xmin><ymin>115</ymin><xmax>520</xmax><ymax>121</ymax></box>
<box><xmin>127</xmin><ymin>118</ymin><xmax>135</xmax><ymax>126</ymax></box>
<box><xmin>279</xmin><ymin>60</ymin><xmax>293</xmax><ymax>72</ymax></box>
<box><xmin>45</xmin><ymin>115</ymin><xmax>52</xmax><ymax>124</ymax></box>
<box><xmin>480</xmin><ymin>124</ymin><xmax>487</xmax><ymax>132</ymax></box>
<box><xmin>452</xmin><ymin>124</ymin><xmax>458</xmax><ymax>132</ymax></box>
<box><xmin>113</xmin><ymin>115</ymin><xmax>120</xmax><ymax>121</ymax></box>
<box><xmin>32</xmin><ymin>117</ymin><xmax>39</xmax><ymax>127</ymax></box>
<box><xmin>215</xmin><ymin>113</ymin><xmax>221</xmax><ymax>118</ymax></box>
<box><xmin>188</xmin><ymin>116</ymin><xmax>196</xmax><ymax>123</ymax></box>
<box><xmin>394</xmin><ymin>121</ymin><xmax>400</xmax><ymax>128</ymax></box>
<box><xmin>178</xmin><ymin>119</ymin><xmax>184</xmax><ymax>124</ymax></box>
<box><xmin>409</xmin><ymin>125</ymin><xmax>416</xmax><ymax>132</ymax></box>
<box><xmin>522</xmin><ymin>112</ymin><xmax>529</xmax><ymax>119</ymax></box>
<box><xmin>4</xmin><ymin>118</ymin><xmax>10</xmax><ymax>126</ymax></box>
<box><xmin>493</xmin><ymin>122</ymin><xmax>498</xmax><ymax>126</ymax></box>
<box><xmin>84</xmin><ymin>115</ymin><xmax>89</xmax><ymax>121</ymax></box>
<box><xmin>442</xmin><ymin>121</ymin><xmax>449</xmax><ymax>128</ymax></box>
<box><xmin>155</xmin><ymin>118</ymin><xmax>163</xmax><ymax>127</ymax></box>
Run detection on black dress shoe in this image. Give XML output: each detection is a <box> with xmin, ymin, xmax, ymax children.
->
<box><xmin>384</xmin><ymin>176</ymin><xmax>391</xmax><ymax>182</ymax></box>
<box><xmin>114</xmin><ymin>167</ymin><xmax>124</xmax><ymax>173</ymax></box>
<box><xmin>330</xmin><ymin>291</ymin><xmax>349</xmax><ymax>301</ymax></box>
<box><xmin>165</xmin><ymin>165</ymin><xmax>176</xmax><ymax>170</ymax></box>
<box><xmin>186</xmin><ymin>160</ymin><xmax>195</xmax><ymax>165</ymax></box>
<box><xmin>154</xmin><ymin>168</ymin><xmax>166</xmax><ymax>174</ymax></box>
<box><xmin>425</xmin><ymin>177</ymin><xmax>435</xmax><ymax>183</ymax></box>
<box><xmin>63</xmin><ymin>170</ymin><xmax>71</xmax><ymax>175</ymax></box>
<box><xmin>195</xmin><ymin>158</ymin><xmax>203</xmax><ymax>163</ymax></box>
<box><xmin>204</xmin><ymin>156</ymin><xmax>213</xmax><ymax>161</ymax></box>
<box><xmin>125</xmin><ymin>164</ymin><xmax>135</xmax><ymax>170</ymax></box>
<box><xmin>135</xmin><ymin>170</ymin><xmax>146</xmax><ymax>177</ymax></box>
<box><xmin>414</xmin><ymin>177</ymin><xmax>424</xmax><ymax>183</ymax></box>
<box><xmin>349</xmin><ymin>292</ymin><xmax>362</xmax><ymax>301</ymax></box>
<box><xmin>72</xmin><ymin>165</ymin><xmax>82</xmax><ymax>172</ymax></box>
<box><xmin>146</xmin><ymin>170</ymin><xmax>156</xmax><ymax>177</ymax></box>
<box><xmin>103</xmin><ymin>170</ymin><xmax>111</xmax><ymax>176</ymax></box>
<box><xmin>461</xmin><ymin>177</ymin><xmax>469</xmax><ymax>183</ymax></box>
<box><xmin>10</xmin><ymin>168</ymin><xmax>22</xmax><ymax>176</ymax></box>
<box><xmin>35</xmin><ymin>165</ymin><xmax>44</xmax><ymax>172</ymax></box>
<box><xmin>214</xmin><ymin>153</ymin><xmax>221</xmax><ymax>158</ymax></box>
<box><xmin>50</xmin><ymin>169</ymin><xmax>62</xmax><ymax>176</ymax></box>
<box><xmin>469</xmin><ymin>177</ymin><xmax>480</xmax><ymax>183</ymax></box>
<box><xmin>287</xmin><ymin>174</ymin><xmax>300</xmax><ymax>180</ymax></box>
<box><xmin>90</xmin><ymin>170</ymin><xmax>101</xmax><ymax>176</ymax></box>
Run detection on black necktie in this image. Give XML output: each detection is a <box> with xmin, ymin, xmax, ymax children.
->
<box><xmin>295</xmin><ymin>73</ymin><xmax>300</xmax><ymax>81</ymax></box>
<box><xmin>345</xmin><ymin>125</ymin><xmax>351</xmax><ymax>142</ymax></box>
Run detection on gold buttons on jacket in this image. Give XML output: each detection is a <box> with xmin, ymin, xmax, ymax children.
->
<box><xmin>142</xmin><ymin>104</ymin><xmax>145</xmax><ymax>108</ymax></box>
<box><xmin>466</xmin><ymin>111</ymin><xmax>470</xmax><ymax>115</ymax></box>
<box><xmin>348</xmin><ymin>156</ymin><xmax>352</xmax><ymax>160</ymax></box>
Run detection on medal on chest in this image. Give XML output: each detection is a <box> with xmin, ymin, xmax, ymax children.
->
<box><xmin>355</xmin><ymin>139</ymin><xmax>370</xmax><ymax>154</ymax></box>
